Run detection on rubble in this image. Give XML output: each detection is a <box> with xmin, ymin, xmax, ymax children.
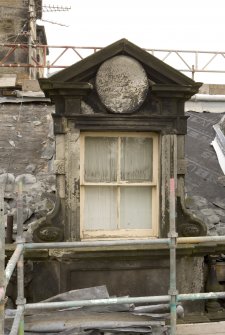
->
<box><xmin>2</xmin><ymin>172</ymin><xmax>56</xmax><ymax>242</ymax></box>
<box><xmin>4</xmin><ymin>286</ymin><xmax>171</xmax><ymax>335</ymax></box>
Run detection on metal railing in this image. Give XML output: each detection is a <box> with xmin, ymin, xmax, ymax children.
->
<box><xmin>1</xmin><ymin>43</ymin><xmax>225</xmax><ymax>81</ymax></box>
<box><xmin>1</xmin><ymin>180</ymin><xmax>225</xmax><ymax>335</ymax></box>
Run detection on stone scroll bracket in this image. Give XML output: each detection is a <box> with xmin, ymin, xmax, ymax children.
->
<box><xmin>176</xmin><ymin>196</ymin><xmax>207</xmax><ymax>237</ymax></box>
<box><xmin>33</xmin><ymin>196</ymin><xmax>64</xmax><ymax>242</ymax></box>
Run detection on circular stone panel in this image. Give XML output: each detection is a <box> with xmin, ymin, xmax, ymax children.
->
<box><xmin>96</xmin><ymin>55</ymin><xmax>149</xmax><ymax>113</ymax></box>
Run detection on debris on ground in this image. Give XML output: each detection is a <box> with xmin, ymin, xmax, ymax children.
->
<box><xmin>4</xmin><ymin>286</ymin><xmax>175</xmax><ymax>334</ymax></box>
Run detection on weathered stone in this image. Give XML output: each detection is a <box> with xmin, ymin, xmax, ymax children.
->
<box><xmin>217</xmin><ymin>226</ymin><xmax>225</xmax><ymax>236</ymax></box>
<box><xmin>25</xmin><ymin>164</ymin><xmax>36</xmax><ymax>173</ymax></box>
<box><xmin>0</xmin><ymin>173</ymin><xmax>15</xmax><ymax>192</ymax></box>
<box><xmin>41</xmin><ymin>141</ymin><xmax>55</xmax><ymax>160</ymax></box>
<box><xmin>15</xmin><ymin>174</ymin><xmax>36</xmax><ymax>185</ymax></box>
<box><xmin>96</xmin><ymin>55</ymin><xmax>149</xmax><ymax>114</ymax></box>
<box><xmin>208</xmin><ymin>227</ymin><xmax>218</xmax><ymax>236</ymax></box>
<box><xmin>33</xmin><ymin>120</ymin><xmax>42</xmax><ymax>126</ymax></box>
<box><xmin>213</xmin><ymin>198</ymin><xmax>225</xmax><ymax>210</ymax></box>
<box><xmin>206</xmin><ymin>215</ymin><xmax>220</xmax><ymax>225</ymax></box>
<box><xmin>200</xmin><ymin>208</ymin><xmax>217</xmax><ymax>216</ymax></box>
<box><xmin>4</xmin><ymin>201</ymin><xmax>10</xmax><ymax>214</ymax></box>
<box><xmin>214</xmin><ymin>208</ymin><xmax>225</xmax><ymax>222</ymax></box>
<box><xmin>186</xmin><ymin>195</ymin><xmax>210</xmax><ymax>210</ymax></box>
<box><xmin>11</xmin><ymin>207</ymin><xmax>34</xmax><ymax>226</ymax></box>
<box><xmin>218</xmin><ymin>176</ymin><xmax>225</xmax><ymax>187</ymax></box>
<box><xmin>81</xmin><ymin>101</ymin><xmax>94</xmax><ymax>114</ymax></box>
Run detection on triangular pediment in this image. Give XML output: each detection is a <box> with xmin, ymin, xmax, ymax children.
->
<box><xmin>48</xmin><ymin>39</ymin><xmax>200</xmax><ymax>87</ymax></box>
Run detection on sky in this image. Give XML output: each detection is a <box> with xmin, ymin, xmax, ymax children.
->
<box><xmin>39</xmin><ymin>0</ymin><xmax>225</xmax><ymax>83</ymax></box>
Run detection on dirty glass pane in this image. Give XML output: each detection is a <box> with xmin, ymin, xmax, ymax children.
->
<box><xmin>120</xmin><ymin>187</ymin><xmax>152</xmax><ymax>229</ymax></box>
<box><xmin>84</xmin><ymin>186</ymin><xmax>117</xmax><ymax>230</ymax></box>
<box><xmin>85</xmin><ymin>137</ymin><xmax>117</xmax><ymax>182</ymax></box>
<box><xmin>120</xmin><ymin>137</ymin><xmax>153</xmax><ymax>182</ymax></box>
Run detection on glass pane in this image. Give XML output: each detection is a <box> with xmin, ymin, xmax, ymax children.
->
<box><xmin>120</xmin><ymin>187</ymin><xmax>152</xmax><ymax>229</ymax></box>
<box><xmin>85</xmin><ymin>137</ymin><xmax>117</xmax><ymax>182</ymax></box>
<box><xmin>84</xmin><ymin>186</ymin><xmax>117</xmax><ymax>230</ymax></box>
<box><xmin>121</xmin><ymin>137</ymin><xmax>153</xmax><ymax>182</ymax></box>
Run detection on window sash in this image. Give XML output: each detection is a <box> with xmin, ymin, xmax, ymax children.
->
<box><xmin>80</xmin><ymin>132</ymin><xmax>159</xmax><ymax>239</ymax></box>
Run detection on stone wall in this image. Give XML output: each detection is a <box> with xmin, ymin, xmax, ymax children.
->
<box><xmin>1</xmin><ymin>102</ymin><xmax>56</xmax><ymax>241</ymax></box>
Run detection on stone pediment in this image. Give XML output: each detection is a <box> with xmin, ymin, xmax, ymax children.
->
<box><xmin>41</xmin><ymin>39</ymin><xmax>201</xmax><ymax>92</ymax></box>
<box><xmin>39</xmin><ymin>39</ymin><xmax>202</xmax><ymax>135</ymax></box>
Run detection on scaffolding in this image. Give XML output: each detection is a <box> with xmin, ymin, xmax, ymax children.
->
<box><xmin>2</xmin><ymin>44</ymin><xmax>225</xmax><ymax>80</ymax></box>
<box><xmin>1</xmin><ymin>181</ymin><xmax>225</xmax><ymax>335</ymax></box>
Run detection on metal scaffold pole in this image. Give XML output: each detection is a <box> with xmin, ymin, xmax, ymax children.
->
<box><xmin>169</xmin><ymin>135</ymin><xmax>178</xmax><ymax>335</ymax></box>
<box><xmin>14</xmin><ymin>181</ymin><xmax>25</xmax><ymax>335</ymax></box>
<box><xmin>0</xmin><ymin>184</ymin><xmax>5</xmax><ymax>334</ymax></box>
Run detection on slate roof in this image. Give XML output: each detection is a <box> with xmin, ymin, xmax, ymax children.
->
<box><xmin>185</xmin><ymin>111</ymin><xmax>225</xmax><ymax>236</ymax></box>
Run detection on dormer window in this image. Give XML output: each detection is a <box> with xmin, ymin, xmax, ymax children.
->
<box><xmin>39</xmin><ymin>39</ymin><xmax>203</xmax><ymax>242</ymax></box>
<box><xmin>80</xmin><ymin>132</ymin><xmax>159</xmax><ymax>239</ymax></box>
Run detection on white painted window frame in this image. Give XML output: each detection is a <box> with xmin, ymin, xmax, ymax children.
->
<box><xmin>80</xmin><ymin>131</ymin><xmax>159</xmax><ymax>240</ymax></box>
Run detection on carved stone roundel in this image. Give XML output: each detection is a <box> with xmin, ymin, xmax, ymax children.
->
<box><xmin>96</xmin><ymin>55</ymin><xmax>149</xmax><ymax>114</ymax></box>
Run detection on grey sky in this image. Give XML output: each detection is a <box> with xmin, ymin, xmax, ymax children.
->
<box><xmin>40</xmin><ymin>0</ymin><xmax>225</xmax><ymax>83</ymax></box>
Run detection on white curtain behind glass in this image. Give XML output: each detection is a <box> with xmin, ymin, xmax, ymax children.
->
<box><xmin>84</xmin><ymin>136</ymin><xmax>153</xmax><ymax>231</ymax></box>
<box><xmin>84</xmin><ymin>137</ymin><xmax>117</xmax><ymax>182</ymax></box>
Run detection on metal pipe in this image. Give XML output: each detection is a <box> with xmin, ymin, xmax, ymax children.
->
<box><xmin>24</xmin><ymin>238</ymin><xmax>170</xmax><ymax>249</ymax></box>
<box><xmin>16</xmin><ymin>182</ymin><xmax>25</xmax><ymax>335</ymax></box>
<box><xmin>25</xmin><ymin>295</ymin><xmax>171</xmax><ymax>310</ymax></box>
<box><xmin>6</xmin><ymin>215</ymin><xmax>13</xmax><ymax>244</ymax></box>
<box><xmin>0</xmin><ymin>184</ymin><xmax>5</xmax><ymax>334</ymax></box>
<box><xmin>190</xmin><ymin>94</ymin><xmax>225</xmax><ymax>102</ymax></box>
<box><xmin>178</xmin><ymin>236</ymin><xmax>225</xmax><ymax>244</ymax></box>
<box><xmin>25</xmin><ymin>291</ymin><xmax>225</xmax><ymax>312</ymax></box>
<box><xmin>24</xmin><ymin>235</ymin><xmax>225</xmax><ymax>251</ymax></box>
<box><xmin>178</xmin><ymin>292</ymin><xmax>225</xmax><ymax>301</ymax></box>
<box><xmin>9</xmin><ymin>306</ymin><xmax>24</xmax><ymax>335</ymax></box>
<box><xmin>169</xmin><ymin>178</ymin><xmax>178</xmax><ymax>335</ymax></box>
<box><xmin>5</xmin><ymin>244</ymin><xmax>24</xmax><ymax>286</ymax></box>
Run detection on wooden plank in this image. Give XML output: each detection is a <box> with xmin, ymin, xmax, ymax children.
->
<box><xmin>177</xmin><ymin>321</ymin><xmax>225</xmax><ymax>334</ymax></box>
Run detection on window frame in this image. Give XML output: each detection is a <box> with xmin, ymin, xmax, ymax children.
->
<box><xmin>80</xmin><ymin>131</ymin><xmax>159</xmax><ymax>240</ymax></box>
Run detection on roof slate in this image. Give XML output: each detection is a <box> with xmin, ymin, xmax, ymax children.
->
<box><xmin>185</xmin><ymin>111</ymin><xmax>225</xmax><ymax>236</ymax></box>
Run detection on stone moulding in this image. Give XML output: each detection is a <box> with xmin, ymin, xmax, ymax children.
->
<box><xmin>177</xmin><ymin>197</ymin><xmax>207</xmax><ymax>237</ymax></box>
<box><xmin>54</xmin><ymin>160</ymin><xmax>65</xmax><ymax>175</ymax></box>
<box><xmin>33</xmin><ymin>196</ymin><xmax>64</xmax><ymax>242</ymax></box>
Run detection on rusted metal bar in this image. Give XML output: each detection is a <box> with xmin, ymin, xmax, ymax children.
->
<box><xmin>1</xmin><ymin>44</ymin><xmax>225</xmax><ymax>79</ymax></box>
<box><xmin>0</xmin><ymin>46</ymin><xmax>17</xmax><ymax>63</ymax></box>
<box><xmin>72</xmin><ymin>47</ymin><xmax>83</xmax><ymax>59</ymax></box>
<box><xmin>6</xmin><ymin>215</ymin><xmax>13</xmax><ymax>244</ymax></box>
<box><xmin>2</xmin><ymin>43</ymin><xmax>225</xmax><ymax>54</ymax></box>
<box><xmin>0</xmin><ymin>63</ymin><xmax>68</xmax><ymax>68</ymax></box>
<box><xmin>51</xmin><ymin>48</ymin><xmax>69</xmax><ymax>66</ymax></box>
